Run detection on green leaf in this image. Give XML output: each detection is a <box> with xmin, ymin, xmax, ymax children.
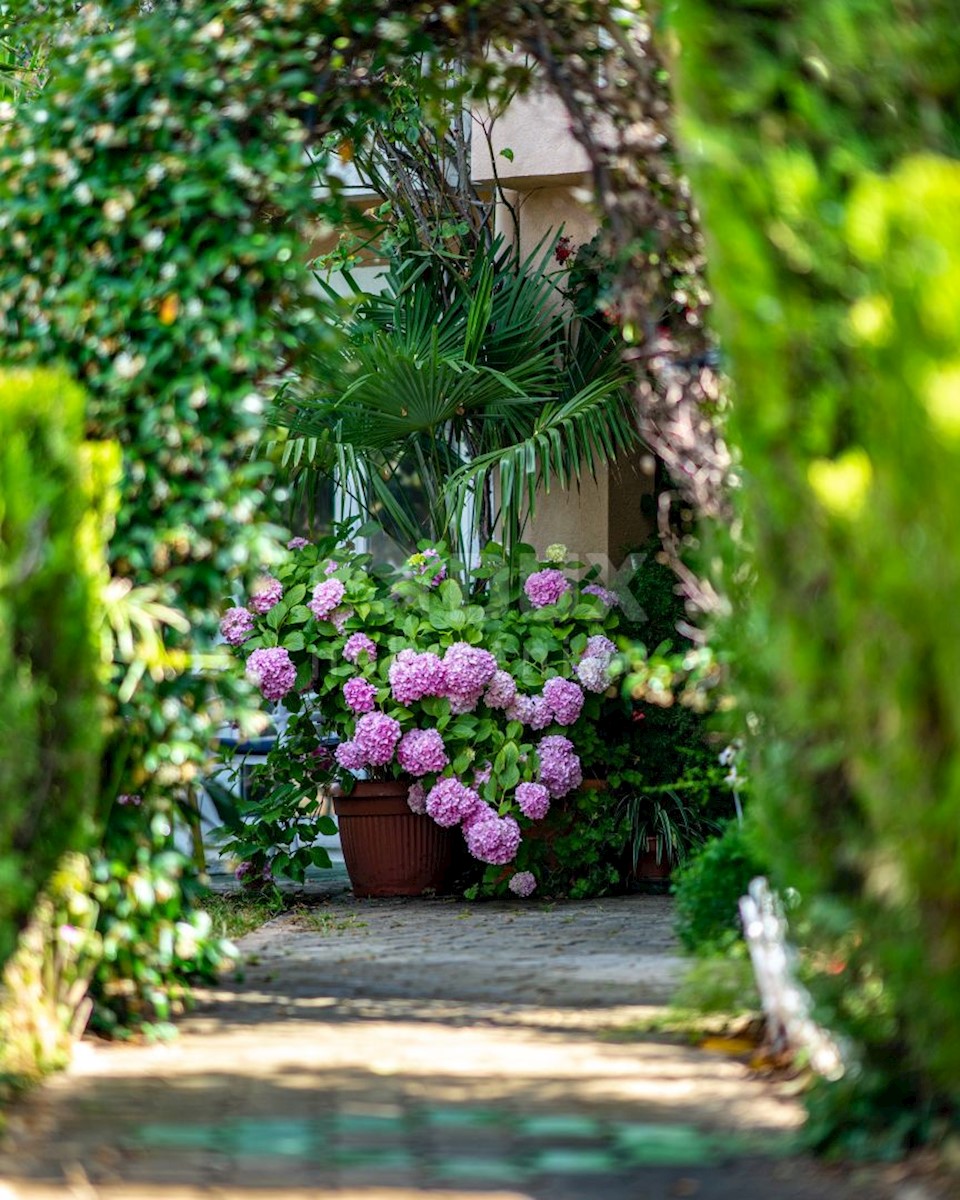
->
<box><xmin>266</xmin><ymin>603</ymin><xmax>287</xmax><ymax>630</ymax></box>
<box><xmin>501</xmin><ymin>764</ymin><xmax>520</xmax><ymax>790</ymax></box>
<box><xmin>316</xmin><ymin>815</ymin><xmax>338</xmax><ymax>836</ymax></box>
<box><xmin>439</xmin><ymin>578</ymin><xmax>464</xmax><ymax>608</ymax></box>
<box><xmin>282</xmin><ymin>631</ymin><xmax>306</xmax><ymax>651</ymax></box>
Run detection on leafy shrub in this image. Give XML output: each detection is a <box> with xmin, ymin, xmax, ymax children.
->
<box><xmin>0</xmin><ymin>853</ymin><xmax>100</xmax><ymax>1085</ymax></box>
<box><xmin>672</xmin><ymin>821</ymin><xmax>767</xmax><ymax>955</ymax></box>
<box><xmin>0</xmin><ymin>367</ymin><xmax>103</xmax><ymax>971</ymax></box>
<box><xmin>88</xmin><ymin>799</ymin><xmax>236</xmax><ymax>1038</ymax></box>
<box><xmin>673</xmin><ymin>0</ymin><xmax>960</xmax><ymax>1131</ymax></box>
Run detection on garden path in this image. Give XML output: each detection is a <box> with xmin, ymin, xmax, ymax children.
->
<box><xmin>0</xmin><ymin>888</ymin><xmax>939</xmax><ymax>1200</ymax></box>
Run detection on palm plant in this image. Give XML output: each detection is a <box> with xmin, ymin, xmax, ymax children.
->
<box><xmin>272</xmin><ymin>236</ymin><xmax>639</xmax><ymax>572</ymax></box>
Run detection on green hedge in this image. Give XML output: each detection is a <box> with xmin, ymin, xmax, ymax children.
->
<box><xmin>672</xmin><ymin>0</ymin><xmax>960</xmax><ymax>1131</ymax></box>
<box><xmin>0</xmin><ymin>368</ymin><xmax>103</xmax><ymax>970</ymax></box>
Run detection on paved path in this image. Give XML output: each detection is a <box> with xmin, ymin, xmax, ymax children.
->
<box><xmin>0</xmin><ymin>893</ymin><xmax>939</xmax><ymax>1199</ymax></box>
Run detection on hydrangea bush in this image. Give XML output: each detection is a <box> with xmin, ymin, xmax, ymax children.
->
<box><xmin>215</xmin><ymin>536</ymin><xmax>626</xmax><ymax>897</ymax></box>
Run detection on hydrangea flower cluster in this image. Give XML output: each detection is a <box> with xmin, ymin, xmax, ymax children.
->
<box><xmin>343</xmin><ymin>677</ymin><xmax>377</xmax><ymax>714</ymax></box>
<box><xmin>425</xmin><ymin>778</ymin><xmax>482</xmax><ymax>827</ymax></box>
<box><xmin>334</xmin><ymin>740</ymin><xmax>367</xmax><ymax>771</ymax></box>
<box><xmin>286</xmin><ymin>536</ymin><xmax>310</xmax><ymax>551</ymax></box>
<box><xmin>509</xmin><ymin>870</ymin><xmax>537</xmax><ymax>897</ymax></box>
<box><xmin>389</xmin><ymin>649</ymin><xmax>446</xmax><ymax>705</ymax></box>
<box><xmin>343</xmin><ymin>632</ymin><xmax>377</xmax><ymax>663</ymax></box>
<box><xmin>397</xmin><ymin>728</ymin><xmax>449</xmax><ymax>776</ymax></box>
<box><xmin>542</xmin><ymin>677</ymin><xmax>584</xmax><ymax>726</ymax></box>
<box><xmin>442</xmin><ymin>642</ymin><xmax>498</xmax><ymax>712</ymax></box>
<box><xmin>483</xmin><ymin>669</ymin><xmax>517</xmax><ymax>709</ymax></box>
<box><xmin>246</xmin><ymin>646</ymin><xmax>296</xmax><ymax>702</ymax></box>
<box><xmin>523</xmin><ymin>568</ymin><xmax>571</xmax><ymax>608</ymax></box>
<box><xmin>527</xmin><ymin>694</ymin><xmax>554</xmax><ymax>730</ymax></box>
<box><xmin>582</xmin><ymin>584</ymin><xmax>620</xmax><ymax>608</ymax></box>
<box><xmin>463</xmin><ymin>808</ymin><xmax>522</xmax><ymax>865</ymax></box>
<box><xmin>515</xmin><ymin>781</ymin><xmax>551</xmax><ymax>820</ymax></box>
<box><xmin>329</xmin><ymin>605</ymin><xmax>353</xmax><ymax>634</ymax></box>
<box><xmin>585</xmin><ymin>635</ymin><xmax>617</xmax><ymax>661</ymax></box>
<box><xmin>309</xmin><ymin>577</ymin><xmax>346</xmax><ymax>620</ymax></box>
<box><xmin>407</xmin><ymin>782</ymin><xmax>427</xmax><ymax>814</ymax></box>
<box><xmin>537</xmin><ymin>734</ymin><xmax>583</xmax><ymax>799</ymax></box>
<box><xmin>575</xmin><ymin>635</ymin><xmax>618</xmax><ymax>694</ymax></box>
<box><xmin>473</xmin><ymin>761</ymin><xmax>493</xmax><ymax>787</ymax></box>
<box><xmin>220</xmin><ymin>605</ymin><xmax>254</xmax><ymax>646</ymax></box>
<box><xmin>353</xmin><ymin>711</ymin><xmax>402</xmax><ymax>766</ymax></box>
<box><xmin>250</xmin><ymin>576</ymin><xmax>282</xmax><ymax>614</ymax></box>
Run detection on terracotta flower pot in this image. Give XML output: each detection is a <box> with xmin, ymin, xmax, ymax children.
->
<box><xmin>332</xmin><ymin>780</ymin><xmax>458</xmax><ymax>898</ymax></box>
<box><xmin>635</xmin><ymin>835</ymin><xmax>673</xmax><ymax>881</ymax></box>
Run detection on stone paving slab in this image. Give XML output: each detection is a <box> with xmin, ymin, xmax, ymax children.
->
<box><xmin>0</xmin><ymin>894</ymin><xmax>947</xmax><ymax>1199</ymax></box>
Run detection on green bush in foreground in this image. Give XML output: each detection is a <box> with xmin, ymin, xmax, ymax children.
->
<box><xmin>0</xmin><ymin>368</ymin><xmax>103</xmax><ymax>972</ymax></box>
<box><xmin>673</xmin><ymin>0</ymin><xmax>960</xmax><ymax>1145</ymax></box>
<box><xmin>672</xmin><ymin>821</ymin><xmax>766</xmax><ymax>955</ymax></box>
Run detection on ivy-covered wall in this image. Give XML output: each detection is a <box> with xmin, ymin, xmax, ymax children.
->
<box><xmin>0</xmin><ymin>3</ymin><xmax>331</xmax><ymax>793</ymax></box>
<box><xmin>671</xmin><ymin>0</ymin><xmax>960</xmax><ymax>1117</ymax></box>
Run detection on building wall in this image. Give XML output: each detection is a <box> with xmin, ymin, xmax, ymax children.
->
<box><xmin>474</xmin><ymin>89</ymin><xmax>655</xmax><ymax>573</ymax></box>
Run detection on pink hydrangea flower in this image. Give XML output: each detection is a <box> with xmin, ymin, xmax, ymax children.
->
<box><xmin>389</xmin><ymin>649</ymin><xmax>447</xmax><ymax>705</ymax></box>
<box><xmin>353</xmin><ymin>712</ymin><xmax>401</xmax><ymax>766</ymax></box>
<box><xmin>397</xmin><ymin>728</ymin><xmax>449</xmax><ymax>776</ymax></box>
<box><xmin>442</xmin><ymin>643</ymin><xmax>498</xmax><ymax>709</ymax></box>
<box><xmin>335</xmin><ymin>740</ymin><xmax>367</xmax><ymax>771</ymax></box>
<box><xmin>330</xmin><ymin>605</ymin><xmax>353</xmax><ymax>634</ymax></box>
<box><xmin>484</xmin><ymin>669</ymin><xmax>517</xmax><ymax>710</ymax></box>
<box><xmin>286</xmin><ymin>537</ymin><xmax>310</xmax><ymax>550</ymax></box>
<box><xmin>527</xmin><ymin>694</ymin><xmax>554</xmax><ymax>731</ymax></box>
<box><xmin>543</xmin><ymin>676</ymin><xmax>585</xmax><ymax>726</ymax></box>
<box><xmin>250</xmin><ymin>576</ymin><xmax>283</xmax><ymax>614</ymax></box>
<box><xmin>407</xmin><ymin>782</ymin><xmax>427</xmax><ymax>814</ymax></box>
<box><xmin>463</xmin><ymin>810</ymin><xmax>522</xmax><ymax>865</ymax></box>
<box><xmin>505</xmin><ymin>694</ymin><xmax>535</xmax><ymax>725</ymax></box>
<box><xmin>576</xmin><ymin>655</ymin><xmax>610</xmax><ymax>694</ymax></box>
<box><xmin>473</xmin><ymin>761</ymin><xmax>492</xmax><ymax>787</ymax></box>
<box><xmin>343</xmin><ymin>633</ymin><xmax>377</xmax><ymax>663</ymax></box>
<box><xmin>343</xmin><ymin>677</ymin><xmax>377</xmax><ymax>714</ymax></box>
<box><xmin>523</xmin><ymin>569</ymin><xmax>570</xmax><ymax>608</ymax></box>
<box><xmin>324</xmin><ymin>560</ymin><xmax>339</xmax><ymax>575</ymax></box>
<box><xmin>582</xmin><ymin>584</ymin><xmax>620</xmax><ymax>608</ymax></box>
<box><xmin>515</xmin><ymin>781</ymin><xmax>551</xmax><ymax>820</ymax></box>
<box><xmin>309</xmin><ymin>578</ymin><xmax>346</xmax><ymax>620</ymax></box>
<box><xmin>425</xmin><ymin>778</ymin><xmax>483</xmax><ymax>827</ymax></box>
<box><xmin>537</xmin><ymin>734</ymin><xmax>583</xmax><ymax>799</ymax></box>
<box><xmin>220</xmin><ymin>606</ymin><xmax>254</xmax><ymax>646</ymax></box>
<box><xmin>584</xmin><ymin>635</ymin><xmax>617</xmax><ymax>663</ymax></box>
<box><xmin>509</xmin><ymin>871</ymin><xmax>537</xmax><ymax>898</ymax></box>
<box><xmin>246</xmin><ymin>647</ymin><xmax>297</xmax><ymax>701</ymax></box>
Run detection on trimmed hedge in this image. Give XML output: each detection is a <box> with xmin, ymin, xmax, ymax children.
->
<box><xmin>672</xmin><ymin>0</ymin><xmax>960</xmax><ymax>1124</ymax></box>
<box><xmin>0</xmin><ymin>368</ymin><xmax>103</xmax><ymax>970</ymax></box>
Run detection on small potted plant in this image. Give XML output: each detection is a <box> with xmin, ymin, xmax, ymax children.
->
<box><xmin>214</xmin><ymin>533</ymin><xmax>626</xmax><ymax>897</ymax></box>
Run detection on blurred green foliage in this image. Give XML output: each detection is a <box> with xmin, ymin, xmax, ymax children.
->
<box><xmin>0</xmin><ymin>853</ymin><xmax>100</xmax><ymax>1085</ymax></box>
<box><xmin>0</xmin><ymin>368</ymin><xmax>103</xmax><ymax>972</ymax></box>
<box><xmin>672</xmin><ymin>821</ymin><xmax>767</xmax><ymax>955</ymax></box>
<box><xmin>673</xmin><ymin>0</ymin><xmax>960</xmax><ymax>1145</ymax></box>
<box><xmin>89</xmin><ymin>800</ymin><xmax>236</xmax><ymax>1038</ymax></box>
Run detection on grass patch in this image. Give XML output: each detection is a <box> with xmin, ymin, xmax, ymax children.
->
<box><xmin>293</xmin><ymin>911</ymin><xmax>368</xmax><ymax>935</ymax></box>
<box><xmin>198</xmin><ymin>890</ymin><xmax>285</xmax><ymax>940</ymax></box>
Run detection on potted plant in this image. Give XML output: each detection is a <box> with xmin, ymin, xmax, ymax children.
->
<box><xmin>214</xmin><ymin>532</ymin><xmax>627</xmax><ymax>897</ymax></box>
